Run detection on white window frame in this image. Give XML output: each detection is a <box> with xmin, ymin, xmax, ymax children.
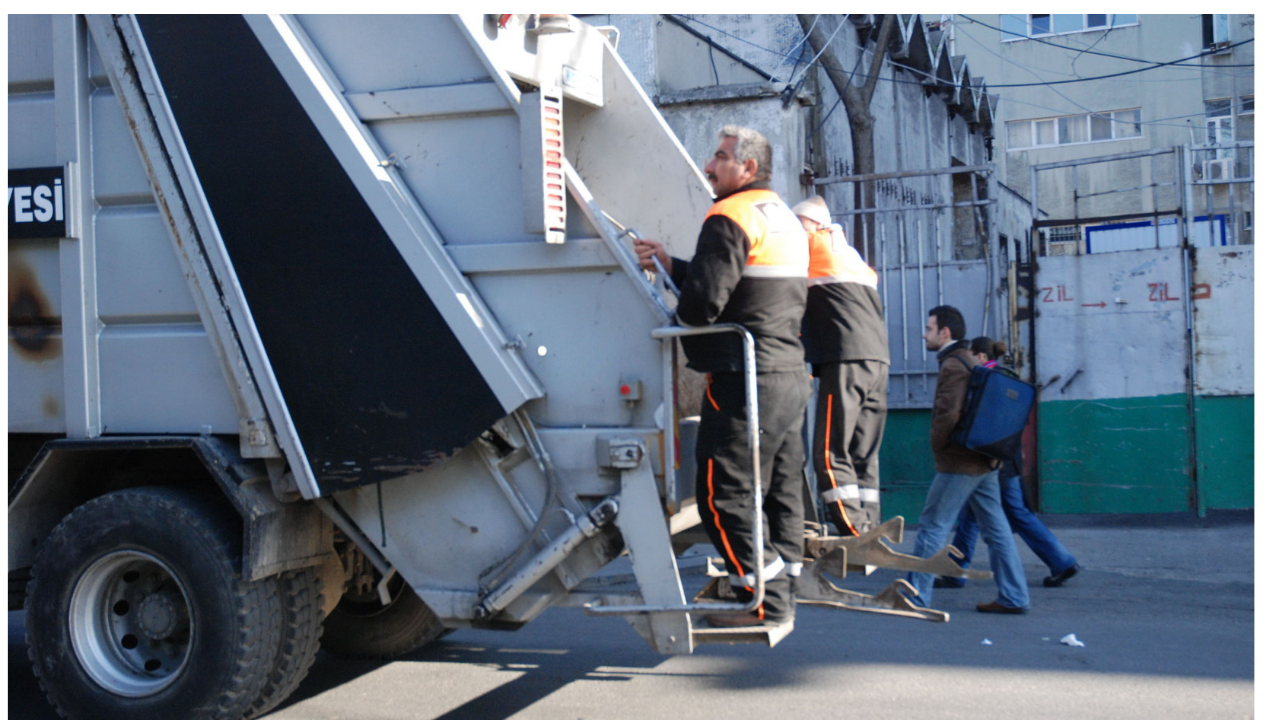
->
<box><xmin>1001</xmin><ymin>14</ymin><xmax>1139</xmax><ymax>42</ymax></box>
<box><xmin>1204</xmin><ymin>98</ymin><xmax>1239</xmax><ymax>160</ymax></box>
<box><xmin>1006</xmin><ymin>108</ymin><xmax>1143</xmax><ymax>150</ymax></box>
<box><xmin>1202</xmin><ymin>14</ymin><xmax>1231</xmax><ymax>50</ymax></box>
<box><xmin>1240</xmin><ymin>95</ymin><xmax>1254</xmax><ymax>115</ymax></box>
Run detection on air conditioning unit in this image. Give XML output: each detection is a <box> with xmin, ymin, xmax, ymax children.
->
<box><xmin>1207</xmin><ymin>158</ymin><xmax>1234</xmax><ymax>182</ymax></box>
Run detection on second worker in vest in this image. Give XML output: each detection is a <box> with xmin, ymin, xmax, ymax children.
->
<box><xmin>792</xmin><ymin>195</ymin><xmax>890</xmax><ymax>536</ymax></box>
<box><xmin>633</xmin><ymin>126</ymin><xmax>810</xmax><ymax>628</ymax></box>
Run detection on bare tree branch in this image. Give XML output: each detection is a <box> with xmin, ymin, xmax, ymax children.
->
<box><xmin>798</xmin><ymin>14</ymin><xmax>895</xmax><ymax>264</ymax></box>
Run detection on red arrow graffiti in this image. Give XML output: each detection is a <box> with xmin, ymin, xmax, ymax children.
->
<box><xmin>1081</xmin><ymin>301</ymin><xmax>1107</xmax><ymax>308</ymax></box>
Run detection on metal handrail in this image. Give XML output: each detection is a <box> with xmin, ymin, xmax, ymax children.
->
<box><xmin>586</xmin><ymin>322</ymin><xmax>764</xmax><ymax>616</ymax></box>
<box><xmin>620</xmin><ymin>227</ymin><xmax>681</xmax><ymax>298</ymax></box>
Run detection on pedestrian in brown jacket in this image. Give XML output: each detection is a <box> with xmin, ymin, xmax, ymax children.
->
<box><xmin>905</xmin><ymin>305</ymin><xmax>1031</xmax><ymax>613</ymax></box>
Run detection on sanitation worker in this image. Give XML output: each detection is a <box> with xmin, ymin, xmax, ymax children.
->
<box><xmin>791</xmin><ymin>194</ymin><xmax>889</xmax><ymax>537</ymax></box>
<box><xmin>633</xmin><ymin>125</ymin><xmax>809</xmax><ymax>627</ymax></box>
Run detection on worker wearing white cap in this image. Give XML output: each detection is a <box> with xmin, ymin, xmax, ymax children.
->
<box><xmin>793</xmin><ymin>195</ymin><xmax>889</xmax><ymax>536</ymax></box>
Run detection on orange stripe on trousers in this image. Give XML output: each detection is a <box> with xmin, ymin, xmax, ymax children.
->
<box><xmin>707</xmin><ymin>459</ymin><xmax>746</xmax><ymax>578</ymax></box>
<box><xmin>824</xmin><ymin>393</ymin><xmax>860</xmax><ymax>537</ymax></box>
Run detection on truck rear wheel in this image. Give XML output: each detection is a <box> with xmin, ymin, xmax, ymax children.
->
<box><xmin>245</xmin><ymin>568</ymin><xmax>324</xmax><ymax>719</ymax></box>
<box><xmin>26</xmin><ymin>487</ymin><xmax>281</xmax><ymax>720</ymax></box>
<box><xmin>319</xmin><ymin>572</ymin><xmax>447</xmax><ymax>658</ymax></box>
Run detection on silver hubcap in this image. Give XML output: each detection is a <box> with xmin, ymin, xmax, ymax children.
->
<box><xmin>69</xmin><ymin>550</ymin><xmax>193</xmax><ymax>696</ymax></box>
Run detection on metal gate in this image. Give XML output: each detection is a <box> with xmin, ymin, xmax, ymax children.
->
<box><xmin>811</xmin><ymin>163</ymin><xmax>1006</xmax><ymax>517</ymax></box>
<box><xmin>1025</xmin><ymin>143</ymin><xmax>1254</xmax><ymax>514</ymax></box>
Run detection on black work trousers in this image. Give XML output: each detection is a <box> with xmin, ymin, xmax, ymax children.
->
<box><xmin>696</xmin><ymin>369</ymin><xmax>809</xmax><ymax>620</ymax></box>
<box><xmin>812</xmin><ymin>359</ymin><xmax>888</xmax><ymax>535</ymax></box>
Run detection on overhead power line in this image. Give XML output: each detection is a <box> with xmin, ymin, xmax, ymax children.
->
<box><xmin>995</xmin><ymin>95</ymin><xmax>1254</xmax><ymax>133</ymax></box>
<box><xmin>952</xmin><ymin>21</ymin><xmax>1249</xmax><ymax>84</ymax></box>
<box><xmin>669</xmin><ymin>14</ymin><xmax>1253</xmax><ymax>92</ymax></box>
<box><xmin>957</xmin><ymin>15</ymin><xmax>1256</xmax><ymax>69</ymax></box>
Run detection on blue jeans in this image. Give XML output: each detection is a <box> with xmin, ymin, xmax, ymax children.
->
<box><xmin>907</xmin><ymin>470</ymin><xmax>1030</xmax><ymax>609</ymax></box>
<box><xmin>949</xmin><ymin>475</ymin><xmax>1077</xmax><ymax>586</ymax></box>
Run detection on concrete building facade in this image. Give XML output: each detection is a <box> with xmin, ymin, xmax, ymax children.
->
<box><xmin>932</xmin><ymin>14</ymin><xmax>1254</xmax><ymax>515</ymax></box>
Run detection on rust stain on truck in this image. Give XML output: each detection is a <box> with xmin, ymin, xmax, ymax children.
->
<box><xmin>8</xmin><ymin>253</ymin><xmax>62</xmax><ymax>362</ymax></box>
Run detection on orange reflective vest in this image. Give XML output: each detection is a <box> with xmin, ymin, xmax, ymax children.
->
<box><xmin>801</xmin><ymin>225</ymin><xmax>890</xmax><ymax>364</ymax></box>
<box><xmin>807</xmin><ymin>225</ymin><xmax>877</xmax><ymax>288</ymax></box>
<box><xmin>675</xmin><ymin>186</ymin><xmax>809</xmax><ymax>373</ymax></box>
<box><xmin>706</xmin><ymin>189</ymin><xmax>810</xmax><ymax>278</ymax></box>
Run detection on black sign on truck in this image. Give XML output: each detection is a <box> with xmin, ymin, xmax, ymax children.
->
<box><xmin>9</xmin><ymin>167</ymin><xmax>68</xmax><ymax>239</ymax></box>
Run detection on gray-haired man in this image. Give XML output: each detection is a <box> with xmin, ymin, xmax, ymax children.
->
<box><xmin>634</xmin><ymin>126</ymin><xmax>810</xmax><ymax>627</ymax></box>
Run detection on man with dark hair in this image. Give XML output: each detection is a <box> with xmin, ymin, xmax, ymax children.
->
<box><xmin>905</xmin><ymin>305</ymin><xmax>1030</xmax><ymax>614</ymax></box>
<box><xmin>928</xmin><ymin>304</ymin><xmax>965</xmax><ymax>344</ymax></box>
<box><xmin>633</xmin><ymin>125</ymin><xmax>809</xmax><ymax>628</ymax></box>
<box><xmin>792</xmin><ymin>194</ymin><xmax>889</xmax><ymax>536</ymax></box>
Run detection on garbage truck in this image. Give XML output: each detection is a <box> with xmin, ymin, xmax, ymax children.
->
<box><xmin>9</xmin><ymin>14</ymin><xmax>987</xmax><ymax>719</ymax></box>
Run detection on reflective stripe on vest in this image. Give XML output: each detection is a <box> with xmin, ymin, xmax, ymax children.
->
<box><xmin>807</xmin><ymin>224</ymin><xmax>877</xmax><ymax>289</ymax></box>
<box><xmin>706</xmin><ymin>189</ymin><xmax>809</xmax><ymax>274</ymax></box>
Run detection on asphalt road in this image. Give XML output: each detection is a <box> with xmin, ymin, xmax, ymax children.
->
<box><xmin>10</xmin><ymin>512</ymin><xmax>1255</xmax><ymax>720</ymax></box>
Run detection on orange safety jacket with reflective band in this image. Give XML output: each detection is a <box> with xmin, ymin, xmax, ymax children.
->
<box><xmin>710</xmin><ymin>189</ymin><xmax>810</xmax><ymax>278</ymax></box>
<box><xmin>673</xmin><ymin>184</ymin><xmax>809</xmax><ymax>373</ymax></box>
<box><xmin>801</xmin><ymin>226</ymin><xmax>890</xmax><ymax>364</ymax></box>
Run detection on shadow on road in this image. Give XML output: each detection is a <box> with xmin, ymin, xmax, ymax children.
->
<box><xmin>10</xmin><ymin>513</ymin><xmax>1254</xmax><ymax>720</ymax></box>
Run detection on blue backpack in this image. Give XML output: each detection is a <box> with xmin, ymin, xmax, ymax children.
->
<box><xmin>948</xmin><ymin>357</ymin><xmax>1036</xmax><ymax>462</ymax></box>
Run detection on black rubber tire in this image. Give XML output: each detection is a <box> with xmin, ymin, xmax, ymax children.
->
<box><xmin>26</xmin><ymin>487</ymin><xmax>281</xmax><ymax>720</ymax></box>
<box><xmin>244</xmin><ymin>567</ymin><xmax>324</xmax><ymax>719</ymax></box>
<box><xmin>319</xmin><ymin>573</ymin><xmax>448</xmax><ymax>658</ymax></box>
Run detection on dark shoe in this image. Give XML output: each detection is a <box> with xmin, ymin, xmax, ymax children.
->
<box><xmin>934</xmin><ymin>576</ymin><xmax>965</xmax><ymax>589</ymax></box>
<box><xmin>976</xmin><ymin>601</ymin><xmax>1027</xmax><ymax>615</ymax></box>
<box><xmin>706</xmin><ymin>611</ymin><xmax>767</xmax><ymax>628</ymax></box>
<box><xmin>1044</xmin><ymin>565</ymin><xmax>1079</xmax><ymax>587</ymax></box>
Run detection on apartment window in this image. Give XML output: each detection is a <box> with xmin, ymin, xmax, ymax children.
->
<box><xmin>1205</xmin><ymin>99</ymin><xmax>1234</xmax><ymax>159</ymax></box>
<box><xmin>1090</xmin><ymin>113</ymin><xmax>1113</xmax><ymax>141</ymax></box>
<box><xmin>1053</xmin><ymin>14</ymin><xmax>1083</xmax><ymax>34</ymax></box>
<box><xmin>1001</xmin><ymin>14</ymin><xmax>1138</xmax><ymax>41</ymax></box>
<box><xmin>1007</xmin><ymin>109</ymin><xmax>1142</xmax><ymax>149</ymax></box>
<box><xmin>1112</xmin><ymin>109</ymin><xmax>1141</xmax><ymax>138</ymax></box>
<box><xmin>1240</xmin><ymin>95</ymin><xmax>1254</xmax><ymax>114</ymax></box>
<box><xmin>1058</xmin><ymin>114</ymin><xmax>1088</xmax><ymax>144</ymax></box>
<box><xmin>1202</xmin><ymin>14</ymin><xmax>1230</xmax><ymax>49</ymax></box>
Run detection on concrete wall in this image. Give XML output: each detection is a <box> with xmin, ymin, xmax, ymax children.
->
<box><xmin>1028</xmin><ymin>246</ymin><xmax>1252</xmax><ymax>513</ymax></box>
<box><xmin>583</xmin><ymin>14</ymin><xmax>809</xmax><ymax>206</ymax></box>
<box><xmin>660</xmin><ymin>97</ymin><xmax>807</xmax><ymax>207</ymax></box>
<box><xmin>1190</xmin><ymin>246</ymin><xmax>1253</xmax><ymax>510</ymax></box>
